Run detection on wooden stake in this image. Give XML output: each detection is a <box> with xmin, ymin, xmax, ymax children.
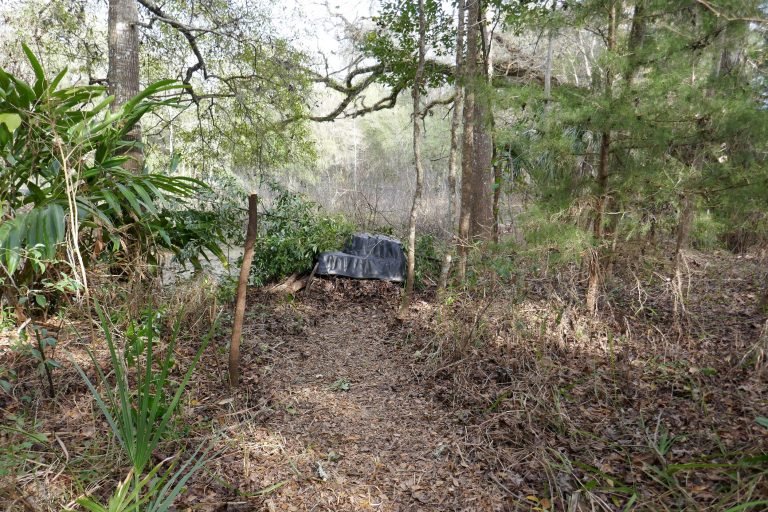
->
<box><xmin>229</xmin><ymin>194</ymin><xmax>258</xmax><ymax>387</ymax></box>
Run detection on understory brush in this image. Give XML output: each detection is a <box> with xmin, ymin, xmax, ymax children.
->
<box><xmin>87</xmin><ymin>270</ymin><xmax>220</xmax><ymax>341</ymax></box>
<box><xmin>250</xmin><ymin>186</ymin><xmax>354</xmax><ymax>286</ymax></box>
<box><xmin>413</xmin><ymin>234</ymin><xmax>445</xmax><ymax>289</ymax></box>
<box><xmin>71</xmin><ymin>305</ymin><xmax>214</xmax><ymax>511</ymax></box>
<box><xmin>414</xmin><ymin>245</ymin><xmax>768</xmax><ymax>511</ymax></box>
<box><xmin>0</xmin><ymin>268</ymin><xmax>225</xmax><ymax>510</ymax></box>
<box><xmin>0</xmin><ymin>47</ymin><xmax>229</xmax><ymax>326</ymax></box>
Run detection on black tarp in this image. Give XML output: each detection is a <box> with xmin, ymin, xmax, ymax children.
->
<box><xmin>316</xmin><ymin>233</ymin><xmax>406</xmax><ymax>282</ymax></box>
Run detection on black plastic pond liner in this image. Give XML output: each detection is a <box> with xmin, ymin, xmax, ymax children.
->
<box><xmin>316</xmin><ymin>233</ymin><xmax>406</xmax><ymax>282</ymax></box>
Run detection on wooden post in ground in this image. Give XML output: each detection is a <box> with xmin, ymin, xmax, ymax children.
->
<box><xmin>229</xmin><ymin>194</ymin><xmax>258</xmax><ymax>388</ymax></box>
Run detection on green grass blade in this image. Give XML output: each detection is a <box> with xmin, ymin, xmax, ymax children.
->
<box><xmin>725</xmin><ymin>501</ymin><xmax>768</xmax><ymax>512</ymax></box>
<box><xmin>150</xmin><ymin>336</ymin><xmax>211</xmax><ymax>452</ymax></box>
<box><xmin>95</xmin><ymin>303</ymin><xmax>137</xmax><ymax>468</ymax></box>
<box><xmin>149</xmin><ymin>444</ymin><xmax>210</xmax><ymax>512</ymax></box>
<box><xmin>70</xmin><ymin>353</ymin><xmax>124</xmax><ymax>449</ymax></box>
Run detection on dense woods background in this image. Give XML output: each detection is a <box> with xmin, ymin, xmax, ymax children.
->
<box><xmin>1</xmin><ymin>0</ymin><xmax>767</xmax><ymax>510</ymax></box>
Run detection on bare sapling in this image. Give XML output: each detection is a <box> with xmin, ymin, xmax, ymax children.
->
<box><xmin>229</xmin><ymin>194</ymin><xmax>258</xmax><ymax>387</ymax></box>
<box><xmin>399</xmin><ymin>0</ymin><xmax>427</xmax><ymax>318</ymax></box>
<box><xmin>439</xmin><ymin>0</ymin><xmax>466</xmax><ymax>293</ymax></box>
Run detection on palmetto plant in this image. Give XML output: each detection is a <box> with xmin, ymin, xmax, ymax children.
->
<box><xmin>0</xmin><ymin>45</ymin><xmax>225</xmax><ymax>311</ymax></box>
<box><xmin>72</xmin><ymin>304</ymin><xmax>213</xmax><ymax>511</ymax></box>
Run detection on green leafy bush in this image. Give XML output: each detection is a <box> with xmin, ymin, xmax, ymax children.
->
<box><xmin>250</xmin><ymin>186</ymin><xmax>353</xmax><ymax>285</ymax></box>
<box><xmin>720</xmin><ymin>211</ymin><xmax>768</xmax><ymax>254</ymax></box>
<box><xmin>0</xmin><ymin>45</ymin><xmax>227</xmax><ymax>313</ymax></box>
<box><xmin>691</xmin><ymin>210</ymin><xmax>726</xmax><ymax>251</ymax></box>
<box><xmin>166</xmin><ymin>172</ymin><xmax>248</xmax><ymax>270</ymax></box>
<box><xmin>520</xmin><ymin>205</ymin><xmax>592</xmax><ymax>265</ymax></box>
<box><xmin>413</xmin><ymin>234</ymin><xmax>444</xmax><ymax>288</ymax></box>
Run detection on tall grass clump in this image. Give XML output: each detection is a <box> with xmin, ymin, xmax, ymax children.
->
<box><xmin>71</xmin><ymin>304</ymin><xmax>215</xmax><ymax>511</ymax></box>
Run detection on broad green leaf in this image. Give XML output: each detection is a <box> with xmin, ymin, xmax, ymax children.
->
<box><xmin>0</xmin><ymin>113</ymin><xmax>21</xmax><ymax>132</ymax></box>
<box><xmin>47</xmin><ymin>204</ymin><xmax>66</xmax><ymax>249</ymax></box>
<box><xmin>0</xmin><ymin>125</ymin><xmax>10</xmax><ymax>145</ymax></box>
<box><xmin>21</xmin><ymin>43</ymin><xmax>46</xmax><ymax>95</ymax></box>
<box><xmin>4</xmin><ymin>222</ymin><xmax>22</xmax><ymax>275</ymax></box>
<box><xmin>100</xmin><ymin>190</ymin><xmax>123</xmax><ymax>216</ymax></box>
<box><xmin>131</xmin><ymin>183</ymin><xmax>157</xmax><ymax>215</ymax></box>
<box><xmin>47</xmin><ymin>67</ymin><xmax>68</xmax><ymax>93</ymax></box>
<box><xmin>122</xmin><ymin>79</ymin><xmax>181</xmax><ymax>113</ymax></box>
<box><xmin>11</xmin><ymin>76</ymin><xmax>35</xmax><ymax>106</ymax></box>
<box><xmin>115</xmin><ymin>183</ymin><xmax>141</xmax><ymax>217</ymax></box>
<box><xmin>157</xmin><ymin>228</ymin><xmax>172</xmax><ymax>247</ymax></box>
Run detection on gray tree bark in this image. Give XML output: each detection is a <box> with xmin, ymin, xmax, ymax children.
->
<box><xmin>586</xmin><ymin>0</ymin><xmax>618</xmax><ymax>315</ymax></box>
<box><xmin>457</xmin><ymin>0</ymin><xmax>480</xmax><ymax>282</ymax></box>
<box><xmin>439</xmin><ymin>0</ymin><xmax>466</xmax><ymax>292</ymax></box>
<box><xmin>108</xmin><ymin>0</ymin><xmax>143</xmax><ymax>172</ymax></box>
<box><xmin>458</xmin><ymin>0</ymin><xmax>494</xmax><ymax>269</ymax></box>
<box><xmin>470</xmin><ymin>99</ymin><xmax>494</xmax><ymax>240</ymax></box>
<box><xmin>470</xmin><ymin>0</ymin><xmax>494</xmax><ymax>241</ymax></box>
<box><xmin>457</xmin><ymin>0</ymin><xmax>486</xmax><ymax>282</ymax></box>
<box><xmin>400</xmin><ymin>0</ymin><xmax>427</xmax><ymax>317</ymax></box>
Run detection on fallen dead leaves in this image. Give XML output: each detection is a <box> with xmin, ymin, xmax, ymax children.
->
<box><xmin>1</xmin><ymin>251</ymin><xmax>767</xmax><ymax>511</ymax></box>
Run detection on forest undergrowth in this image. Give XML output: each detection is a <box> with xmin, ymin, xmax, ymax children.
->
<box><xmin>0</xmin><ymin>247</ymin><xmax>766</xmax><ymax>511</ymax></box>
<box><xmin>409</xmin><ymin>248</ymin><xmax>768</xmax><ymax>511</ymax></box>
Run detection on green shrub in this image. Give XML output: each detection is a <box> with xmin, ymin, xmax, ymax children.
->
<box><xmin>720</xmin><ymin>211</ymin><xmax>768</xmax><ymax>253</ymax></box>
<box><xmin>250</xmin><ymin>185</ymin><xmax>354</xmax><ymax>285</ymax></box>
<box><xmin>691</xmin><ymin>210</ymin><xmax>726</xmax><ymax>250</ymax></box>
<box><xmin>0</xmin><ymin>45</ymin><xmax>228</xmax><ymax>314</ymax></box>
<box><xmin>72</xmin><ymin>304</ymin><xmax>213</xmax><ymax>511</ymax></box>
<box><xmin>413</xmin><ymin>234</ymin><xmax>444</xmax><ymax>288</ymax></box>
<box><xmin>520</xmin><ymin>206</ymin><xmax>592</xmax><ymax>265</ymax></box>
<box><xmin>485</xmin><ymin>242</ymin><xmax>519</xmax><ymax>281</ymax></box>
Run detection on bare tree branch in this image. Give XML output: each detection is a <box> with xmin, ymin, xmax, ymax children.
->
<box><xmin>419</xmin><ymin>94</ymin><xmax>455</xmax><ymax>119</ymax></box>
<box><xmin>135</xmin><ymin>0</ymin><xmax>208</xmax><ymax>87</ymax></box>
<box><xmin>694</xmin><ymin>0</ymin><xmax>768</xmax><ymax>24</ymax></box>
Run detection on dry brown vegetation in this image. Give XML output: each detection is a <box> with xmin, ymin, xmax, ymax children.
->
<box><xmin>1</xmin><ymin>249</ymin><xmax>767</xmax><ymax>511</ymax></box>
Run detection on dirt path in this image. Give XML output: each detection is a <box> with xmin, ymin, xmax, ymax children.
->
<box><xmin>176</xmin><ymin>252</ymin><xmax>767</xmax><ymax>511</ymax></box>
<box><xmin>232</xmin><ymin>280</ymin><xmax>505</xmax><ymax>511</ymax></box>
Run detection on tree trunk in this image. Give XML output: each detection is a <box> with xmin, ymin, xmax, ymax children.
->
<box><xmin>585</xmin><ymin>248</ymin><xmax>600</xmax><ymax>314</ymax></box>
<box><xmin>492</xmin><ymin>144</ymin><xmax>501</xmax><ymax>243</ymax></box>
<box><xmin>543</xmin><ymin>1</ymin><xmax>556</xmax><ymax>116</ymax></box>
<box><xmin>672</xmin><ymin>194</ymin><xmax>695</xmax><ymax>337</ymax></box>
<box><xmin>229</xmin><ymin>194</ymin><xmax>258</xmax><ymax>387</ymax></box>
<box><xmin>399</xmin><ymin>0</ymin><xmax>427</xmax><ymax>317</ymax></box>
<box><xmin>457</xmin><ymin>0</ymin><xmax>480</xmax><ymax>283</ymax></box>
<box><xmin>625</xmin><ymin>1</ymin><xmax>646</xmax><ymax>85</ymax></box>
<box><xmin>438</xmin><ymin>0</ymin><xmax>466</xmax><ymax>292</ymax></box>
<box><xmin>674</xmin><ymin>194</ymin><xmax>695</xmax><ymax>258</ymax></box>
<box><xmin>593</xmin><ymin>131</ymin><xmax>611</xmax><ymax>241</ymax></box>
<box><xmin>108</xmin><ymin>0</ymin><xmax>143</xmax><ymax>172</ymax></box>
<box><xmin>470</xmin><ymin>1</ymin><xmax>494</xmax><ymax>241</ymax></box>
<box><xmin>470</xmin><ymin>99</ymin><xmax>494</xmax><ymax>240</ymax></box>
<box><xmin>586</xmin><ymin>0</ymin><xmax>617</xmax><ymax>315</ymax></box>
